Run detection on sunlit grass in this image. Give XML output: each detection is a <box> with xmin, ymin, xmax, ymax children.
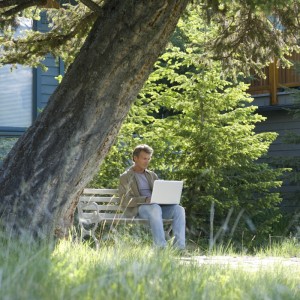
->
<box><xmin>1</xmin><ymin>231</ymin><xmax>300</xmax><ymax>300</ymax></box>
<box><xmin>254</xmin><ymin>237</ymin><xmax>300</xmax><ymax>258</ymax></box>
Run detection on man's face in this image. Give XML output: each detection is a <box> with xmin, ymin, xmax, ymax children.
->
<box><xmin>133</xmin><ymin>150</ymin><xmax>152</xmax><ymax>171</ymax></box>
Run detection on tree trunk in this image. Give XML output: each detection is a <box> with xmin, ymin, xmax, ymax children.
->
<box><xmin>0</xmin><ymin>0</ymin><xmax>189</xmax><ymax>239</ymax></box>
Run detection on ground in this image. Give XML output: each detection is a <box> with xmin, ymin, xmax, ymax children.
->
<box><xmin>181</xmin><ymin>255</ymin><xmax>300</xmax><ymax>271</ymax></box>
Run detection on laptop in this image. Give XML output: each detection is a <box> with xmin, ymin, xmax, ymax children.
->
<box><xmin>150</xmin><ymin>180</ymin><xmax>183</xmax><ymax>205</ymax></box>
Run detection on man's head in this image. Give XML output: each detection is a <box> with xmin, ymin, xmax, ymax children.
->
<box><xmin>132</xmin><ymin>144</ymin><xmax>153</xmax><ymax>172</ymax></box>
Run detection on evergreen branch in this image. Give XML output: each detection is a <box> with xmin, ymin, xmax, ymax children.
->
<box><xmin>0</xmin><ymin>0</ymin><xmax>47</xmax><ymax>19</ymax></box>
<box><xmin>79</xmin><ymin>0</ymin><xmax>103</xmax><ymax>14</ymax></box>
<box><xmin>0</xmin><ymin>11</ymin><xmax>97</xmax><ymax>65</ymax></box>
<box><xmin>0</xmin><ymin>0</ymin><xmax>33</xmax><ymax>8</ymax></box>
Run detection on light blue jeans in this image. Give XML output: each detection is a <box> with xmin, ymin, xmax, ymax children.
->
<box><xmin>138</xmin><ymin>204</ymin><xmax>186</xmax><ymax>249</ymax></box>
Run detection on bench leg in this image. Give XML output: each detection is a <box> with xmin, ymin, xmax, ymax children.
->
<box><xmin>80</xmin><ymin>227</ymin><xmax>100</xmax><ymax>249</ymax></box>
<box><xmin>164</xmin><ymin>224</ymin><xmax>172</xmax><ymax>240</ymax></box>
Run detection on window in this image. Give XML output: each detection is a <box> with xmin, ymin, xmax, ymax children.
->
<box><xmin>0</xmin><ymin>65</ymin><xmax>33</xmax><ymax>128</ymax></box>
<box><xmin>0</xmin><ymin>18</ymin><xmax>33</xmax><ymax>130</ymax></box>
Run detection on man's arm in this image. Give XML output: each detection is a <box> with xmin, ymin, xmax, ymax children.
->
<box><xmin>118</xmin><ymin>173</ymin><xmax>148</xmax><ymax>207</ymax></box>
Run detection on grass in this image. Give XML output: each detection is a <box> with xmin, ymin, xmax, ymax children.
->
<box><xmin>254</xmin><ymin>237</ymin><xmax>300</xmax><ymax>258</ymax></box>
<box><xmin>1</xmin><ymin>231</ymin><xmax>300</xmax><ymax>300</ymax></box>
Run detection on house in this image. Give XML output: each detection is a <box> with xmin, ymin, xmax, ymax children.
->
<box><xmin>249</xmin><ymin>54</ymin><xmax>300</xmax><ymax>213</ymax></box>
<box><xmin>0</xmin><ymin>14</ymin><xmax>64</xmax><ymax>165</ymax></box>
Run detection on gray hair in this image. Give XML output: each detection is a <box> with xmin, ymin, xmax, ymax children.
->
<box><xmin>132</xmin><ymin>144</ymin><xmax>153</xmax><ymax>159</ymax></box>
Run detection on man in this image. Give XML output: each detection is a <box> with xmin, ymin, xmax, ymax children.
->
<box><xmin>119</xmin><ymin>144</ymin><xmax>186</xmax><ymax>249</ymax></box>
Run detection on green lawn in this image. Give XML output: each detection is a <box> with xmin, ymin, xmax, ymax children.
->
<box><xmin>1</xmin><ymin>232</ymin><xmax>299</xmax><ymax>300</ymax></box>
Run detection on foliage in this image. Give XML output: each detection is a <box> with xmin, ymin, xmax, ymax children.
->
<box><xmin>1</xmin><ymin>1</ymin><xmax>300</xmax><ymax>75</ymax></box>
<box><xmin>90</xmin><ymin>9</ymin><xmax>286</xmax><ymax>247</ymax></box>
<box><xmin>196</xmin><ymin>0</ymin><xmax>300</xmax><ymax>76</ymax></box>
<box><xmin>0</xmin><ymin>1</ymin><xmax>97</xmax><ymax>68</ymax></box>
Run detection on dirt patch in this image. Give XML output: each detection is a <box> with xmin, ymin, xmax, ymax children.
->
<box><xmin>181</xmin><ymin>255</ymin><xmax>300</xmax><ymax>271</ymax></box>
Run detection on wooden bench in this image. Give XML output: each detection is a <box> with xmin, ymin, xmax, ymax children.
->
<box><xmin>77</xmin><ymin>188</ymin><xmax>173</xmax><ymax>248</ymax></box>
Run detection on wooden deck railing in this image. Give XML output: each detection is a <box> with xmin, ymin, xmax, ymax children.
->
<box><xmin>248</xmin><ymin>53</ymin><xmax>300</xmax><ymax>105</ymax></box>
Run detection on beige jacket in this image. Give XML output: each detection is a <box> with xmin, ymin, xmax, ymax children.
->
<box><xmin>118</xmin><ymin>167</ymin><xmax>158</xmax><ymax>217</ymax></box>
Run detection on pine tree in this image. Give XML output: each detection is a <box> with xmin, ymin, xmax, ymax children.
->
<box><xmin>94</xmin><ymin>9</ymin><xmax>286</xmax><ymax>246</ymax></box>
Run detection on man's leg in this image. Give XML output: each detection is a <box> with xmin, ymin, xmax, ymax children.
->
<box><xmin>161</xmin><ymin>205</ymin><xmax>186</xmax><ymax>250</ymax></box>
<box><xmin>138</xmin><ymin>204</ymin><xmax>167</xmax><ymax>248</ymax></box>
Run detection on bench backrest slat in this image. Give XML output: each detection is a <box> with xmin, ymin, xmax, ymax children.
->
<box><xmin>78</xmin><ymin>189</ymin><xmax>123</xmax><ymax>217</ymax></box>
<box><xmin>83</xmin><ymin>188</ymin><xmax>118</xmax><ymax>195</ymax></box>
<box><xmin>79</xmin><ymin>204</ymin><xmax>121</xmax><ymax>212</ymax></box>
<box><xmin>80</xmin><ymin>196</ymin><xmax>120</xmax><ymax>204</ymax></box>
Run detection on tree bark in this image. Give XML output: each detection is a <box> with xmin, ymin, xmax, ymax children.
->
<box><xmin>0</xmin><ymin>0</ymin><xmax>189</xmax><ymax>239</ymax></box>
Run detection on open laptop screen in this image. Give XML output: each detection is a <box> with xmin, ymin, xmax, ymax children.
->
<box><xmin>150</xmin><ymin>180</ymin><xmax>183</xmax><ymax>205</ymax></box>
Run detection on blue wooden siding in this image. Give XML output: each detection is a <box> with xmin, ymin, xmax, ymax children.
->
<box><xmin>255</xmin><ymin>108</ymin><xmax>300</xmax><ymax>212</ymax></box>
<box><xmin>33</xmin><ymin>13</ymin><xmax>64</xmax><ymax>117</ymax></box>
<box><xmin>256</xmin><ymin>109</ymin><xmax>300</xmax><ymax>157</ymax></box>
